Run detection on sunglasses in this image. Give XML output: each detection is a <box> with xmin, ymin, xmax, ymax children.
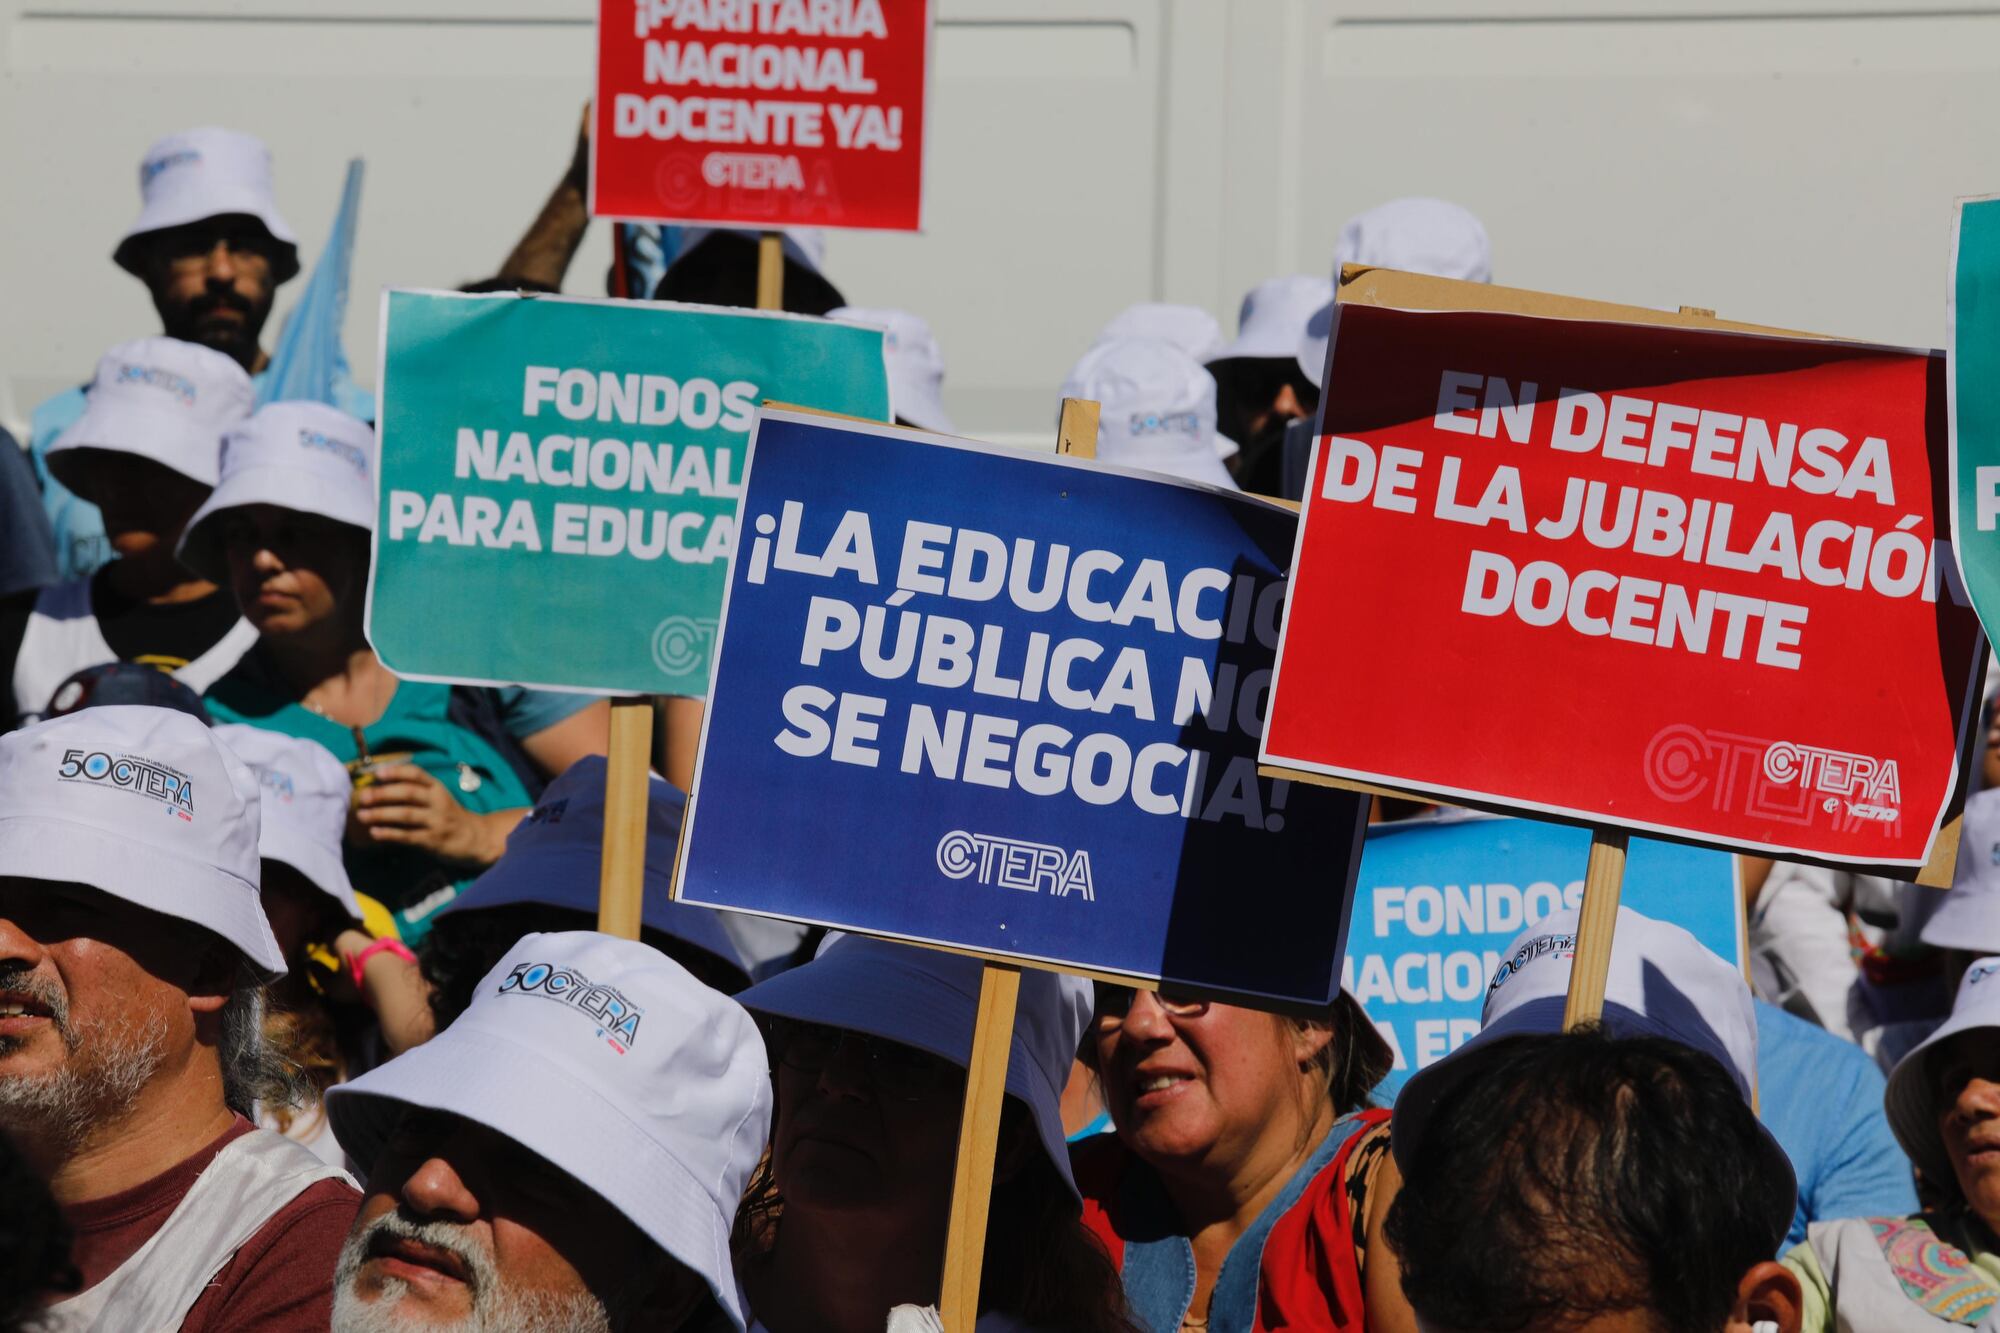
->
<box><xmin>763</xmin><ymin>1015</ymin><xmax>965</xmax><ymax>1102</ymax></box>
<box><xmin>1093</xmin><ymin>984</ymin><xmax>1212</xmax><ymax>1030</ymax></box>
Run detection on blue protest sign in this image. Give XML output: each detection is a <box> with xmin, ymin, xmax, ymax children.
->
<box><xmin>1350</xmin><ymin>813</ymin><xmax>1745</xmax><ymax>1099</ymax></box>
<box><xmin>674</xmin><ymin>410</ymin><xmax>1368</xmax><ymax>1006</ymax></box>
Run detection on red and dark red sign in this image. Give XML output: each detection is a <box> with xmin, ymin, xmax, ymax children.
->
<box><xmin>1261</xmin><ymin>303</ymin><xmax>1984</xmax><ymax>866</ymax></box>
<box><xmin>593</xmin><ymin>0</ymin><xmax>931</xmax><ymax>231</ymax></box>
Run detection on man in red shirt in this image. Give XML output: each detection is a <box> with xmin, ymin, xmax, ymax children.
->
<box><xmin>0</xmin><ymin>704</ymin><xmax>360</xmax><ymax>1330</ymax></box>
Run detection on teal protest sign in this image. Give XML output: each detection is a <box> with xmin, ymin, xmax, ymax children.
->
<box><xmin>368</xmin><ymin>290</ymin><xmax>889</xmax><ymax>694</ymax></box>
<box><xmin>1952</xmin><ymin>197</ymin><xmax>2000</xmax><ymax>639</ymax></box>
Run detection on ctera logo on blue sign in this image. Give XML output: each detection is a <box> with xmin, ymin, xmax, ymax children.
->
<box><xmin>496</xmin><ymin>960</ymin><xmax>644</xmax><ymax>1053</ymax></box>
<box><xmin>57</xmin><ymin>749</ymin><xmax>195</xmax><ymax>822</ymax></box>
<box><xmin>935</xmin><ymin>830</ymin><xmax>1094</xmax><ymax>900</ymax></box>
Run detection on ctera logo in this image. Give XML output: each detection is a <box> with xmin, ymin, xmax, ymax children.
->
<box><xmin>57</xmin><ymin>749</ymin><xmax>194</xmax><ymax>821</ymax></box>
<box><xmin>1488</xmin><ymin>932</ymin><xmax>1577</xmax><ymax>995</ymax></box>
<box><xmin>296</xmin><ymin>427</ymin><xmax>369</xmax><ymax>475</ymax></box>
<box><xmin>140</xmin><ymin>148</ymin><xmax>202</xmax><ymax>186</ymax></box>
<box><xmin>936</xmin><ymin>831</ymin><xmax>1094</xmax><ymax>901</ymax></box>
<box><xmin>1761</xmin><ymin>740</ymin><xmax>1902</xmax><ymax>823</ymax></box>
<box><xmin>497</xmin><ymin>961</ymin><xmax>644</xmax><ymax>1053</ymax></box>
<box><xmin>115</xmin><ymin>362</ymin><xmax>198</xmax><ymax>406</ymax></box>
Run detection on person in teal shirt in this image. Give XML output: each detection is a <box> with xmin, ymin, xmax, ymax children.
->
<box><xmin>176</xmin><ymin>401</ymin><xmax>607</xmax><ymax>942</ymax></box>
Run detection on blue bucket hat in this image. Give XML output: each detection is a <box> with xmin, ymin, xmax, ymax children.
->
<box><xmin>438</xmin><ymin>756</ymin><xmax>748</xmax><ymax>989</ymax></box>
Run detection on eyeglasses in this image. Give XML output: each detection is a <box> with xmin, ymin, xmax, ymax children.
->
<box><xmin>1093</xmin><ymin>985</ymin><xmax>1211</xmax><ymax>1031</ymax></box>
<box><xmin>763</xmin><ymin>1016</ymin><xmax>965</xmax><ymax>1102</ymax></box>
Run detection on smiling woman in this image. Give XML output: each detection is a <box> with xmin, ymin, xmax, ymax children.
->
<box><xmin>1074</xmin><ymin>985</ymin><xmax>1406</xmax><ymax>1332</ymax></box>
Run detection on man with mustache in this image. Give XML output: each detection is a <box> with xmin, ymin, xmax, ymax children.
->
<box><xmin>0</xmin><ymin>705</ymin><xmax>361</xmax><ymax>1330</ymax></box>
<box><xmin>27</xmin><ymin>128</ymin><xmax>299</xmax><ymax>583</ymax></box>
<box><xmin>326</xmin><ymin>931</ymin><xmax>770</xmax><ymax>1333</ymax></box>
<box><xmin>3</xmin><ymin>338</ymin><xmax>256</xmax><ymax>730</ymax></box>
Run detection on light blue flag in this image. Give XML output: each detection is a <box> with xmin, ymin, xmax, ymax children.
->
<box><xmin>259</xmin><ymin>158</ymin><xmax>373</xmax><ymax>421</ymax></box>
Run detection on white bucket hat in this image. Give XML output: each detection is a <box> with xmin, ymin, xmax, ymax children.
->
<box><xmin>1922</xmin><ymin>789</ymin><xmax>2000</xmax><ymax>955</ymax></box>
<box><xmin>738</xmin><ymin>933</ymin><xmax>1092</xmax><ymax>1196</ymax></box>
<box><xmin>1210</xmin><ymin>275</ymin><xmax>1335</xmax><ymax>365</ymax></box>
<box><xmin>114</xmin><ymin>127</ymin><xmax>299</xmax><ymax>282</ymax></box>
<box><xmin>177</xmin><ymin>401</ymin><xmax>376</xmax><ymax>583</ymax></box>
<box><xmin>1093</xmin><ymin>302</ymin><xmax>1226</xmax><ymax>364</ymax></box>
<box><xmin>1391</xmin><ymin>905</ymin><xmax>1793</xmax><ymax>1235</ymax></box>
<box><xmin>1062</xmin><ymin>337</ymin><xmax>1238</xmax><ymax>491</ymax></box>
<box><xmin>1332</xmin><ymin>197</ymin><xmax>1492</xmax><ymax>285</ymax></box>
<box><xmin>0</xmin><ymin>706</ymin><xmax>284</xmax><ymax>979</ymax></box>
<box><xmin>46</xmin><ymin>337</ymin><xmax>254</xmax><ymax>501</ymax></box>
<box><xmin>213</xmin><ymin>724</ymin><xmax>361</xmax><ymax>925</ymax></box>
<box><xmin>327</xmin><ymin>931</ymin><xmax>772</xmax><ymax>1330</ymax></box>
<box><xmin>1886</xmin><ymin>956</ymin><xmax>2000</xmax><ymax>1190</ymax></box>
<box><xmin>1298</xmin><ymin>196</ymin><xmax>1494</xmax><ymax>389</ymax></box>
<box><xmin>829</xmin><ymin>306</ymin><xmax>953</xmax><ymax>434</ymax></box>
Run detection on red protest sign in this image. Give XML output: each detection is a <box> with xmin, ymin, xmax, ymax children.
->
<box><xmin>1262</xmin><ymin>304</ymin><xmax>1984</xmax><ymax>866</ymax></box>
<box><xmin>592</xmin><ymin>0</ymin><xmax>931</xmax><ymax>232</ymax></box>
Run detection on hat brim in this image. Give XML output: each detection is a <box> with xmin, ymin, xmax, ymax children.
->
<box><xmin>892</xmin><ymin>387</ymin><xmax>953</xmax><ymax>436</ymax></box>
<box><xmin>114</xmin><ymin>201</ymin><xmax>300</xmax><ymax>284</ymax></box>
<box><xmin>438</xmin><ymin>846</ymin><xmax>747</xmax><ymax>987</ymax></box>
<box><xmin>178</xmin><ymin>464</ymin><xmax>373</xmax><ymax>584</ymax></box>
<box><xmin>0</xmin><ymin>813</ymin><xmax>284</xmax><ymax>980</ymax></box>
<box><xmin>1920</xmin><ymin>893</ymin><xmax>2000</xmax><ymax>956</ymax></box>
<box><xmin>327</xmin><ymin>1025</ymin><xmax>747</xmax><ymax>1330</ymax></box>
<box><xmin>47</xmin><ymin>409</ymin><xmax>221</xmax><ymax>504</ymax></box>
<box><xmin>739</xmin><ymin>951</ymin><xmax>1077</xmax><ymax>1197</ymax></box>
<box><xmin>1885</xmin><ymin>1008</ymin><xmax>2000</xmax><ymax>1192</ymax></box>
<box><xmin>262</xmin><ymin>826</ymin><xmax>361</xmax><ymax>925</ymax></box>
<box><xmin>1096</xmin><ymin>438</ymin><xmax>1239</xmax><ymax>491</ymax></box>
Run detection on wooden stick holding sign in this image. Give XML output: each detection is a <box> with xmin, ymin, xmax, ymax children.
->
<box><xmin>1561</xmin><ymin>829</ymin><xmax>1629</xmax><ymax>1028</ymax></box>
<box><xmin>758</xmin><ymin>231</ymin><xmax>784</xmax><ymax>311</ymax></box>
<box><xmin>937</xmin><ymin>396</ymin><xmax>1102</xmax><ymax>1333</ymax></box>
<box><xmin>653</xmin><ymin>236</ymin><xmax>792</xmax><ymax>798</ymax></box>
<box><xmin>596</xmin><ymin>697</ymin><xmax>654</xmax><ymax>940</ymax></box>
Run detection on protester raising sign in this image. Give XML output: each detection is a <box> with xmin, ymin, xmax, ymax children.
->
<box><xmin>674</xmin><ymin>409</ymin><xmax>1368</xmax><ymax>1005</ymax></box>
<box><xmin>593</xmin><ymin>0</ymin><xmax>933</xmax><ymax>231</ymax></box>
<box><xmin>368</xmin><ymin>290</ymin><xmax>888</xmax><ymax>694</ymax></box>
<box><xmin>1350</xmin><ymin>813</ymin><xmax>1742</xmax><ymax>1099</ymax></box>
<box><xmin>1263</xmin><ymin>304</ymin><xmax>1984</xmax><ymax>867</ymax></box>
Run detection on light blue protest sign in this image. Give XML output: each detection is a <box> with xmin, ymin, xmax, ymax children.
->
<box><xmin>674</xmin><ymin>410</ymin><xmax>1369</xmax><ymax>1006</ymax></box>
<box><xmin>1351</xmin><ymin>813</ymin><xmax>1744</xmax><ymax>1100</ymax></box>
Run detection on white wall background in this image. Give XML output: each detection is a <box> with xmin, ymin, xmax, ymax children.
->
<box><xmin>5</xmin><ymin>0</ymin><xmax>2000</xmax><ymax>441</ymax></box>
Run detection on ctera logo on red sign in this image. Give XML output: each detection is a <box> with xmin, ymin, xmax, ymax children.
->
<box><xmin>592</xmin><ymin>0</ymin><xmax>932</xmax><ymax>231</ymax></box>
<box><xmin>1262</xmin><ymin>304</ymin><xmax>1985</xmax><ymax>866</ymax></box>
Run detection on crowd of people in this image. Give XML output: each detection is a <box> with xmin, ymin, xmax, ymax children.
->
<box><xmin>2</xmin><ymin>122</ymin><xmax>1998</xmax><ymax>1333</ymax></box>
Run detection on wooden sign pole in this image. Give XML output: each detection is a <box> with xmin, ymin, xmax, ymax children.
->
<box><xmin>596</xmin><ymin>697</ymin><xmax>654</xmax><ymax>940</ymax></box>
<box><xmin>1561</xmin><ymin>828</ymin><xmax>1629</xmax><ymax>1029</ymax></box>
<box><xmin>757</xmin><ymin>230</ymin><xmax>785</xmax><ymax>311</ymax></box>
<box><xmin>649</xmin><ymin>237</ymin><xmax>790</xmax><ymax>842</ymax></box>
<box><xmin>937</xmin><ymin>397</ymin><xmax>1101</xmax><ymax>1333</ymax></box>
